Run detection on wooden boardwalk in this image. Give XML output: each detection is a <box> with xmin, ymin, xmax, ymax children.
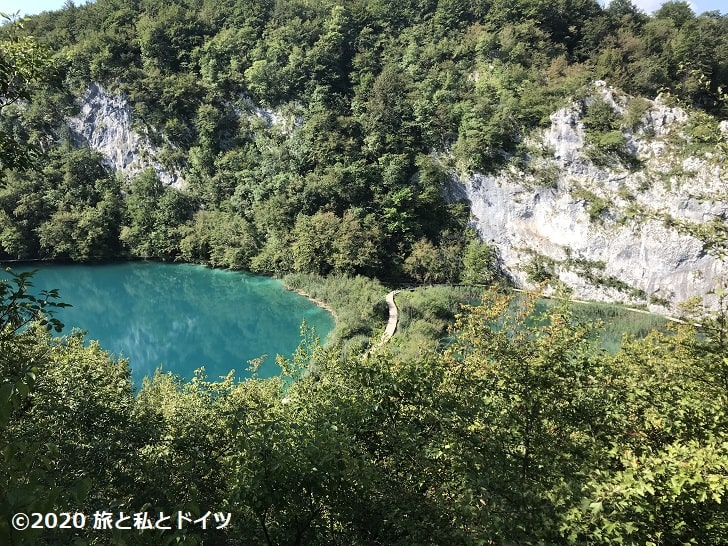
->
<box><xmin>380</xmin><ymin>290</ymin><xmax>400</xmax><ymax>343</ymax></box>
<box><xmin>365</xmin><ymin>289</ymin><xmax>400</xmax><ymax>356</ymax></box>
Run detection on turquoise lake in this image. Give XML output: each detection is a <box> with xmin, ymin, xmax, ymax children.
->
<box><xmin>2</xmin><ymin>262</ymin><xmax>334</xmax><ymax>386</ymax></box>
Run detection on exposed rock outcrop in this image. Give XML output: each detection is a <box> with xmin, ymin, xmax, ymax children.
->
<box><xmin>455</xmin><ymin>83</ymin><xmax>728</xmax><ymax>312</ymax></box>
<box><xmin>67</xmin><ymin>85</ymin><xmax>301</xmax><ymax>187</ymax></box>
<box><xmin>68</xmin><ymin>83</ymin><xmax>184</xmax><ymax>187</ymax></box>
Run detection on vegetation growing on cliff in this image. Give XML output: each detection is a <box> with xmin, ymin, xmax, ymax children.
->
<box><xmin>0</xmin><ymin>0</ymin><xmax>726</xmax><ymax>283</ymax></box>
<box><xmin>2</xmin><ymin>3</ymin><xmax>728</xmax><ymax>544</ymax></box>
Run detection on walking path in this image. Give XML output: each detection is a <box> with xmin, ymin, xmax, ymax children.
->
<box><xmin>380</xmin><ymin>290</ymin><xmax>400</xmax><ymax>343</ymax></box>
<box><xmin>365</xmin><ymin>289</ymin><xmax>400</xmax><ymax>356</ymax></box>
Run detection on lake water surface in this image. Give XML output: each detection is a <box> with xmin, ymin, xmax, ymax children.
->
<box><xmin>3</xmin><ymin>262</ymin><xmax>334</xmax><ymax>386</ymax></box>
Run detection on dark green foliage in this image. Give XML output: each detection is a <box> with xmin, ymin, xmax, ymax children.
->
<box><xmin>0</xmin><ymin>148</ymin><xmax>124</xmax><ymax>261</ymax></box>
<box><xmin>461</xmin><ymin>235</ymin><xmax>499</xmax><ymax>284</ymax></box>
<box><xmin>582</xmin><ymin>97</ymin><xmax>619</xmax><ymax>133</ymax></box>
<box><xmin>3</xmin><ymin>4</ymin><xmax>728</xmax><ymax>543</ymax></box>
<box><xmin>2</xmin><ymin>0</ymin><xmax>726</xmax><ymax>279</ymax></box>
<box><xmin>0</xmin><ymin>7</ymin><xmax>728</xmax><ymax>546</ymax></box>
<box><xmin>282</xmin><ymin>273</ymin><xmax>387</xmax><ymax>346</ymax></box>
<box><xmin>0</xmin><ymin>16</ymin><xmax>55</xmax><ymax>173</ymax></box>
<box><xmin>3</xmin><ymin>272</ymin><xmax>728</xmax><ymax>545</ymax></box>
<box><xmin>403</xmin><ymin>237</ymin><xmax>463</xmax><ymax>284</ymax></box>
<box><xmin>120</xmin><ymin>169</ymin><xmax>195</xmax><ymax>259</ymax></box>
<box><xmin>179</xmin><ymin>210</ymin><xmax>258</xmax><ymax>269</ymax></box>
<box><xmin>0</xmin><ymin>269</ymin><xmax>73</xmax><ymax>545</ymax></box>
<box><xmin>580</xmin><ymin>97</ymin><xmax>641</xmax><ymax>168</ymax></box>
<box><xmin>525</xmin><ymin>254</ymin><xmax>557</xmax><ymax>283</ymax></box>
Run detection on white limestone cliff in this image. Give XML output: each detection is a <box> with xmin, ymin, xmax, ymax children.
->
<box><xmin>455</xmin><ymin>82</ymin><xmax>728</xmax><ymax>312</ymax></box>
<box><xmin>67</xmin><ymin>85</ymin><xmax>301</xmax><ymax>188</ymax></box>
<box><xmin>68</xmin><ymin>83</ymin><xmax>184</xmax><ymax>187</ymax></box>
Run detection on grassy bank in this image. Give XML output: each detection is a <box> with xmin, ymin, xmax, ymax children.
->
<box><xmin>282</xmin><ymin>273</ymin><xmax>389</xmax><ymax>354</ymax></box>
<box><xmin>283</xmin><ymin>275</ymin><xmax>669</xmax><ymax>359</ymax></box>
<box><xmin>395</xmin><ymin>286</ymin><xmax>669</xmax><ymax>357</ymax></box>
<box><xmin>393</xmin><ymin>285</ymin><xmax>485</xmax><ymax>358</ymax></box>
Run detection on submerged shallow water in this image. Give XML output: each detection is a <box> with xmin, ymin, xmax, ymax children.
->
<box><xmin>3</xmin><ymin>262</ymin><xmax>334</xmax><ymax>386</ymax></box>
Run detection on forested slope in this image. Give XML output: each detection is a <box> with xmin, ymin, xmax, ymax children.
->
<box><xmin>2</xmin><ymin>2</ymin><xmax>728</xmax><ymax>545</ymax></box>
<box><xmin>1</xmin><ymin>0</ymin><xmax>726</xmax><ymax>284</ymax></box>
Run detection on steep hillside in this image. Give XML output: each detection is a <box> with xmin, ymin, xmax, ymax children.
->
<box><xmin>456</xmin><ymin>82</ymin><xmax>728</xmax><ymax>311</ymax></box>
<box><xmin>4</xmin><ymin>6</ymin><xmax>728</xmax><ymax>545</ymax></box>
<box><xmin>69</xmin><ymin>83</ymin><xmax>185</xmax><ymax>186</ymax></box>
<box><xmin>1</xmin><ymin>0</ymin><xmax>727</xmax><ymax>308</ymax></box>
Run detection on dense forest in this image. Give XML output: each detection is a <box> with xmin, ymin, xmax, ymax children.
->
<box><xmin>1</xmin><ymin>0</ymin><xmax>727</xmax><ymax>282</ymax></box>
<box><xmin>2</xmin><ymin>0</ymin><xmax>728</xmax><ymax>544</ymax></box>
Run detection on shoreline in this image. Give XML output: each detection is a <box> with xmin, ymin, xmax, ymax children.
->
<box><xmin>1</xmin><ymin>257</ymin><xmax>341</xmax><ymax>322</ymax></box>
<box><xmin>289</xmin><ymin>288</ymin><xmax>339</xmax><ymax>323</ymax></box>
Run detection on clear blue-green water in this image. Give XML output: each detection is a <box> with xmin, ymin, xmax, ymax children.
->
<box><xmin>2</xmin><ymin>262</ymin><xmax>334</xmax><ymax>386</ymax></box>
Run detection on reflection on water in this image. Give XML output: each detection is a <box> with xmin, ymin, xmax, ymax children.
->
<box><xmin>2</xmin><ymin>262</ymin><xmax>334</xmax><ymax>386</ymax></box>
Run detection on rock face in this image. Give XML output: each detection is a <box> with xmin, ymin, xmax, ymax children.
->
<box><xmin>67</xmin><ymin>85</ymin><xmax>300</xmax><ymax>187</ymax></box>
<box><xmin>68</xmin><ymin>83</ymin><xmax>184</xmax><ymax>186</ymax></box>
<box><xmin>455</xmin><ymin>83</ymin><xmax>728</xmax><ymax>312</ymax></box>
